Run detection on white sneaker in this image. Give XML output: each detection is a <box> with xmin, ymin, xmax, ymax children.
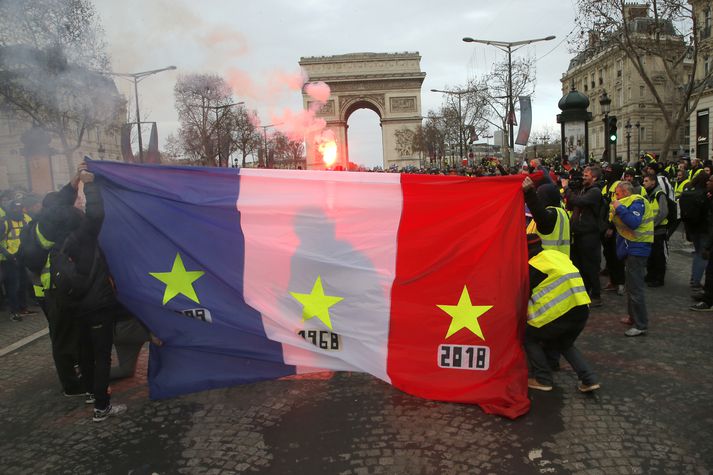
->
<box><xmin>624</xmin><ymin>327</ymin><xmax>647</xmax><ymax>337</ymax></box>
<box><xmin>92</xmin><ymin>403</ymin><xmax>127</xmax><ymax>422</ymax></box>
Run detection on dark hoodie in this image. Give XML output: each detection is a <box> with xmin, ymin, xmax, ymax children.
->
<box><xmin>58</xmin><ymin>182</ymin><xmax>120</xmax><ymax>318</ymax></box>
<box><xmin>524</xmin><ymin>183</ymin><xmax>563</xmax><ymax>235</ymax></box>
<box><xmin>42</xmin><ymin>182</ymin><xmax>120</xmax><ymax>318</ymax></box>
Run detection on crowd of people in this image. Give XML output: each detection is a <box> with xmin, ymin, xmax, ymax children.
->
<box><xmin>520</xmin><ymin>152</ymin><xmax>713</xmax><ymax>392</ymax></box>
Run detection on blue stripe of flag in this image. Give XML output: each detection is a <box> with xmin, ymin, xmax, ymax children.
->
<box><xmin>89</xmin><ymin>161</ymin><xmax>295</xmax><ymax>399</ymax></box>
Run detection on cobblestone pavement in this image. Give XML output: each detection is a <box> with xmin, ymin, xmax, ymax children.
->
<box><xmin>0</xmin><ymin>234</ymin><xmax>711</xmax><ymax>474</ymax></box>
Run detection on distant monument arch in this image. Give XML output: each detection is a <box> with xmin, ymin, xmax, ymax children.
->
<box><xmin>299</xmin><ymin>52</ymin><xmax>426</xmax><ymax>170</ymax></box>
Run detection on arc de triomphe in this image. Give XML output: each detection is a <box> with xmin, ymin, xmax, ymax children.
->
<box><xmin>299</xmin><ymin>52</ymin><xmax>426</xmax><ymax>170</ymax></box>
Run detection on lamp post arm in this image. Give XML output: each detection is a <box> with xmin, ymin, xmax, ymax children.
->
<box><xmin>133</xmin><ymin>77</ymin><xmax>143</xmax><ymax>163</ymax></box>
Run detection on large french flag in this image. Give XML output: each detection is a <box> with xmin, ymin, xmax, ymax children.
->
<box><xmin>89</xmin><ymin>161</ymin><xmax>530</xmax><ymax>419</ymax></box>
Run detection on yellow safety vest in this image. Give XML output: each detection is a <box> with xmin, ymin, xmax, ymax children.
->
<box><xmin>526</xmin><ymin>206</ymin><xmax>570</xmax><ymax>256</ymax></box>
<box><xmin>602</xmin><ymin>180</ymin><xmax>620</xmax><ymax>199</ymax></box>
<box><xmin>647</xmin><ymin>189</ymin><xmax>668</xmax><ymax>227</ymax></box>
<box><xmin>674</xmin><ymin>179</ymin><xmax>690</xmax><ymax>199</ymax></box>
<box><xmin>610</xmin><ymin>194</ymin><xmax>654</xmax><ymax>243</ymax></box>
<box><xmin>32</xmin><ymin>224</ymin><xmax>55</xmax><ymax>298</ymax></box>
<box><xmin>1</xmin><ymin>213</ymin><xmax>31</xmax><ymax>256</ymax></box>
<box><xmin>527</xmin><ymin>250</ymin><xmax>591</xmax><ymax>328</ymax></box>
<box><xmin>606</xmin><ymin>180</ymin><xmax>620</xmax><ymax>202</ymax></box>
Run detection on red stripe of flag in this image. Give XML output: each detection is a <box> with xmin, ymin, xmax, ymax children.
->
<box><xmin>387</xmin><ymin>174</ymin><xmax>530</xmax><ymax>419</ymax></box>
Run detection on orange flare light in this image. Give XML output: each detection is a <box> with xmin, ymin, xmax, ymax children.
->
<box><xmin>319</xmin><ymin>140</ymin><xmax>337</xmax><ymax>167</ymax></box>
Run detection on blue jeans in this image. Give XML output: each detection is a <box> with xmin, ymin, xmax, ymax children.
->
<box><xmin>625</xmin><ymin>255</ymin><xmax>648</xmax><ymax>330</ymax></box>
<box><xmin>691</xmin><ymin>233</ymin><xmax>708</xmax><ymax>286</ymax></box>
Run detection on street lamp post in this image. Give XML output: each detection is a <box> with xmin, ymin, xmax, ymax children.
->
<box><xmin>260</xmin><ymin>123</ymin><xmax>282</xmax><ymax>168</ymax></box>
<box><xmin>462</xmin><ymin>35</ymin><xmax>555</xmax><ymax>165</ymax></box>
<box><xmin>599</xmin><ymin>91</ymin><xmax>612</xmax><ymax>162</ymax></box>
<box><xmin>625</xmin><ymin>119</ymin><xmax>632</xmax><ymax>163</ymax></box>
<box><xmin>635</xmin><ymin>121</ymin><xmax>641</xmax><ymax>159</ymax></box>
<box><xmin>430</xmin><ymin>88</ymin><xmax>475</xmax><ymax>166</ymax></box>
<box><xmin>100</xmin><ymin>66</ymin><xmax>177</xmax><ymax>163</ymax></box>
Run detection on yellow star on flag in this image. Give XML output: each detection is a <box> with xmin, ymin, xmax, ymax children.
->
<box><xmin>437</xmin><ymin>285</ymin><xmax>492</xmax><ymax>340</ymax></box>
<box><xmin>290</xmin><ymin>276</ymin><xmax>344</xmax><ymax>330</ymax></box>
<box><xmin>149</xmin><ymin>253</ymin><xmax>205</xmax><ymax>305</ymax></box>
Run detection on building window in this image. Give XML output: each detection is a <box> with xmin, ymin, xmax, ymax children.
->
<box><xmin>640</xmin><ymin>86</ymin><xmax>645</xmax><ymax>98</ymax></box>
<box><xmin>598</xmin><ymin>68</ymin><xmax>603</xmax><ymax>85</ymax></box>
<box><xmin>704</xmin><ymin>8</ymin><xmax>712</xmax><ymax>39</ymax></box>
<box><xmin>706</xmin><ymin>55</ymin><xmax>711</xmax><ymax>76</ymax></box>
<box><xmin>684</xmin><ymin>118</ymin><xmax>690</xmax><ymax>151</ymax></box>
<box><xmin>617</xmin><ymin>60</ymin><xmax>623</xmax><ymax>77</ymax></box>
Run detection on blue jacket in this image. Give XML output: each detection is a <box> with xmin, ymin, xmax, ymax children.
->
<box><xmin>614</xmin><ymin>199</ymin><xmax>652</xmax><ymax>258</ymax></box>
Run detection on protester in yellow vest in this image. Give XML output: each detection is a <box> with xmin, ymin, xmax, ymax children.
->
<box><xmin>611</xmin><ymin>181</ymin><xmax>654</xmax><ymax>337</ymax></box>
<box><xmin>642</xmin><ymin>173</ymin><xmax>668</xmax><ymax>287</ymax></box>
<box><xmin>524</xmin><ymin>234</ymin><xmax>600</xmax><ymax>393</ymax></box>
<box><xmin>602</xmin><ymin>163</ymin><xmax>626</xmax><ymax>296</ymax></box>
<box><xmin>522</xmin><ymin>176</ymin><xmax>570</xmax><ymax>256</ymax></box>
<box><xmin>1</xmin><ymin>199</ymin><xmax>34</xmax><ymax>321</ymax></box>
<box><xmin>674</xmin><ymin>169</ymin><xmax>690</xmax><ymax>199</ymax></box>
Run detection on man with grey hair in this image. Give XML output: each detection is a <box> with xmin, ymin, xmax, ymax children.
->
<box><xmin>563</xmin><ymin>165</ymin><xmax>604</xmax><ymax>307</ymax></box>
<box><xmin>611</xmin><ymin>181</ymin><xmax>653</xmax><ymax>337</ymax></box>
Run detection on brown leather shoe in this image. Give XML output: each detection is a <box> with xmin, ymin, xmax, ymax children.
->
<box><xmin>527</xmin><ymin>378</ymin><xmax>553</xmax><ymax>392</ymax></box>
<box><xmin>620</xmin><ymin>316</ymin><xmax>633</xmax><ymax>325</ymax></box>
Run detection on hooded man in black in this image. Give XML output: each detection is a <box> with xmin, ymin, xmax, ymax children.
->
<box><xmin>47</xmin><ymin>166</ymin><xmax>127</xmax><ymax>422</ymax></box>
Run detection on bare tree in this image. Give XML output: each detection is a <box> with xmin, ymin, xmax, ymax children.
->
<box><xmin>173</xmin><ymin>73</ymin><xmax>244</xmax><ymax>166</ymax></box>
<box><xmin>412</xmin><ymin>112</ymin><xmax>447</xmax><ymax>167</ymax></box>
<box><xmin>461</xmin><ymin>56</ymin><xmax>537</xmax><ymax>155</ymax></box>
<box><xmin>0</xmin><ymin>0</ymin><xmax>119</xmax><ymax>173</ymax></box>
<box><xmin>269</xmin><ymin>132</ymin><xmax>305</xmax><ymax>169</ymax></box>
<box><xmin>574</xmin><ymin>0</ymin><xmax>710</xmax><ymax>161</ymax></box>
<box><xmin>231</xmin><ymin>108</ymin><xmax>261</xmax><ymax>167</ymax></box>
<box><xmin>429</xmin><ymin>57</ymin><xmax>536</xmax><ymax>165</ymax></box>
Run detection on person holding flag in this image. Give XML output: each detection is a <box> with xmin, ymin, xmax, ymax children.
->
<box><xmin>522</xmin><ymin>176</ymin><xmax>569</xmax><ymax>256</ymax></box>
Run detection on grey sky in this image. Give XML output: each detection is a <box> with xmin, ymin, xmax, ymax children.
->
<box><xmin>95</xmin><ymin>0</ymin><xmax>579</xmax><ymax>167</ymax></box>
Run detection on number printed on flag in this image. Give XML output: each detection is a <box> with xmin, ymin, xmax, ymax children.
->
<box><xmin>297</xmin><ymin>329</ymin><xmax>341</xmax><ymax>351</ymax></box>
<box><xmin>438</xmin><ymin>344</ymin><xmax>490</xmax><ymax>370</ymax></box>
<box><xmin>178</xmin><ymin>308</ymin><xmax>212</xmax><ymax>323</ymax></box>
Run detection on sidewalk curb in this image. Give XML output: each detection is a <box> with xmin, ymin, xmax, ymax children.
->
<box><xmin>0</xmin><ymin>327</ymin><xmax>49</xmax><ymax>357</ymax></box>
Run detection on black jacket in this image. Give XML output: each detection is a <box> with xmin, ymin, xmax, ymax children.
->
<box><xmin>524</xmin><ymin>187</ymin><xmax>558</xmax><ymax>235</ymax></box>
<box><xmin>565</xmin><ymin>183</ymin><xmax>602</xmax><ymax>236</ymax></box>
<box><xmin>58</xmin><ymin>183</ymin><xmax>120</xmax><ymax>318</ymax></box>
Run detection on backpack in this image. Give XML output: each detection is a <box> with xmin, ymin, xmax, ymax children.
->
<box><xmin>679</xmin><ymin>188</ymin><xmax>708</xmax><ymax>225</ymax></box>
<box><xmin>17</xmin><ymin>220</ymin><xmax>49</xmax><ymax>275</ymax></box>
<box><xmin>49</xmin><ymin>239</ymin><xmax>99</xmax><ymax>303</ymax></box>
<box><xmin>657</xmin><ymin>176</ymin><xmax>678</xmax><ymax>234</ymax></box>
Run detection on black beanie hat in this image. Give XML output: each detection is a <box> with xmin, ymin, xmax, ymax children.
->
<box><xmin>536</xmin><ymin>184</ymin><xmax>561</xmax><ymax>208</ymax></box>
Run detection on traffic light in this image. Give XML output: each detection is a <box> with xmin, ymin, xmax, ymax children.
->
<box><xmin>609</xmin><ymin>116</ymin><xmax>618</xmax><ymax>144</ymax></box>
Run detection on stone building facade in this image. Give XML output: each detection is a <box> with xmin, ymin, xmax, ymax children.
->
<box><xmin>0</xmin><ymin>76</ymin><xmax>124</xmax><ymax>194</ymax></box>
<box><xmin>561</xmin><ymin>3</ymin><xmax>689</xmax><ymax>164</ymax></box>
